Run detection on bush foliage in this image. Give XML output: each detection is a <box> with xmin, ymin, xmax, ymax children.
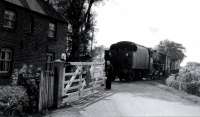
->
<box><xmin>166</xmin><ymin>62</ymin><xmax>200</xmax><ymax>96</ymax></box>
<box><xmin>0</xmin><ymin>86</ymin><xmax>29</xmax><ymax>116</ymax></box>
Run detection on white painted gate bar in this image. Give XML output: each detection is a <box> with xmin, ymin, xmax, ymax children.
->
<box><xmin>61</xmin><ymin>62</ymin><xmax>106</xmax><ymax>104</ymax></box>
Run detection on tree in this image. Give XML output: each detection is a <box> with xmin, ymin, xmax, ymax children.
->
<box><xmin>47</xmin><ymin>0</ymin><xmax>104</xmax><ymax>61</ymax></box>
<box><xmin>156</xmin><ymin>39</ymin><xmax>186</xmax><ymax>62</ymax></box>
<box><xmin>91</xmin><ymin>45</ymin><xmax>107</xmax><ymax>61</ymax></box>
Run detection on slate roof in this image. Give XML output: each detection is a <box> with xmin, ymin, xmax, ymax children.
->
<box><xmin>4</xmin><ymin>0</ymin><xmax>66</xmax><ymax>22</ymax></box>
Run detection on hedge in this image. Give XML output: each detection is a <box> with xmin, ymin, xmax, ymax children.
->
<box><xmin>166</xmin><ymin>62</ymin><xmax>200</xmax><ymax>96</ymax></box>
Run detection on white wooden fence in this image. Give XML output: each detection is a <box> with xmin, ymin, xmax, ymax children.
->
<box><xmin>61</xmin><ymin>62</ymin><xmax>106</xmax><ymax>104</ymax></box>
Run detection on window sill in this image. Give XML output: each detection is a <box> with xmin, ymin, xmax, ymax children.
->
<box><xmin>47</xmin><ymin>37</ymin><xmax>57</xmax><ymax>41</ymax></box>
<box><xmin>24</xmin><ymin>32</ymin><xmax>33</xmax><ymax>36</ymax></box>
<box><xmin>0</xmin><ymin>72</ymin><xmax>11</xmax><ymax>77</ymax></box>
<box><xmin>0</xmin><ymin>71</ymin><xmax>9</xmax><ymax>73</ymax></box>
<box><xmin>2</xmin><ymin>27</ymin><xmax>15</xmax><ymax>32</ymax></box>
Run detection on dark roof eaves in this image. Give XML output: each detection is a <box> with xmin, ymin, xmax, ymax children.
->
<box><xmin>3</xmin><ymin>0</ymin><xmax>67</xmax><ymax>23</ymax></box>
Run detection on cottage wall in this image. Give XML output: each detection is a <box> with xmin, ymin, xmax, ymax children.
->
<box><xmin>0</xmin><ymin>1</ymin><xmax>67</xmax><ymax>82</ymax></box>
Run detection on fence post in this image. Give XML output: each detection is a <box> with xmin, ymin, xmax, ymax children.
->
<box><xmin>79</xmin><ymin>66</ymin><xmax>83</xmax><ymax>98</ymax></box>
<box><xmin>54</xmin><ymin>59</ymin><xmax>65</xmax><ymax>108</ymax></box>
<box><xmin>38</xmin><ymin>71</ymin><xmax>43</xmax><ymax>112</ymax></box>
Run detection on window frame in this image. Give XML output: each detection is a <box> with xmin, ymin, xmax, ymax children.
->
<box><xmin>45</xmin><ymin>53</ymin><xmax>55</xmax><ymax>72</ymax></box>
<box><xmin>25</xmin><ymin>16</ymin><xmax>34</xmax><ymax>34</ymax></box>
<box><xmin>48</xmin><ymin>22</ymin><xmax>57</xmax><ymax>39</ymax></box>
<box><xmin>30</xmin><ymin>17</ymin><xmax>34</xmax><ymax>34</ymax></box>
<box><xmin>3</xmin><ymin>9</ymin><xmax>17</xmax><ymax>30</ymax></box>
<box><xmin>0</xmin><ymin>48</ymin><xmax>12</xmax><ymax>73</ymax></box>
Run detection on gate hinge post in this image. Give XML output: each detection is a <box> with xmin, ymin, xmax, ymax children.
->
<box><xmin>54</xmin><ymin>59</ymin><xmax>65</xmax><ymax>108</ymax></box>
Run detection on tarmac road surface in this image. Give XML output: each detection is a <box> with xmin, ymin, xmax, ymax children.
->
<box><xmin>46</xmin><ymin>81</ymin><xmax>200</xmax><ymax>117</ymax></box>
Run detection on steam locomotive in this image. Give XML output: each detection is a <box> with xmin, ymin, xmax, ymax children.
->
<box><xmin>105</xmin><ymin>41</ymin><xmax>177</xmax><ymax>81</ymax></box>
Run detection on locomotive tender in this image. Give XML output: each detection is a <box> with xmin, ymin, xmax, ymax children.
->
<box><xmin>105</xmin><ymin>41</ymin><xmax>173</xmax><ymax>81</ymax></box>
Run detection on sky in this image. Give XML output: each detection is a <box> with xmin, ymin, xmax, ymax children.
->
<box><xmin>94</xmin><ymin>0</ymin><xmax>200</xmax><ymax>66</ymax></box>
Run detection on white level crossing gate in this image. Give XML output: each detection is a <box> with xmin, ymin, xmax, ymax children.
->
<box><xmin>62</xmin><ymin>62</ymin><xmax>106</xmax><ymax>104</ymax></box>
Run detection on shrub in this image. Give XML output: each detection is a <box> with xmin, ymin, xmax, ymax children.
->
<box><xmin>166</xmin><ymin>75</ymin><xmax>175</xmax><ymax>87</ymax></box>
<box><xmin>0</xmin><ymin>86</ymin><xmax>29</xmax><ymax>116</ymax></box>
<box><xmin>166</xmin><ymin>75</ymin><xmax>180</xmax><ymax>89</ymax></box>
<box><xmin>166</xmin><ymin>62</ymin><xmax>200</xmax><ymax>97</ymax></box>
<box><xmin>184</xmin><ymin>82</ymin><xmax>200</xmax><ymax>96</ymax></box>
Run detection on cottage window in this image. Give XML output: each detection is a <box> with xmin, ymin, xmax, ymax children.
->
<box><xmin>48</xmin><ymin>22</ymin><xmax>56</xmax><ymax>38</ymax></box>
<box><xmin>25</xmin><ymin>17</ymin><xmax>34</xmax><ymax>34</ymax></box>
<box><xmin>46</xmin><ymin>53</ymin><xmax>54</xmax><ymax>72</ymax></box>
<box><xmin>0</xmin><ymin>49</ymin><xmax>12</xmax><ymax>73</ymax></box>
<box><xmin>3</xmin><ymin>10</ymin><xmax>16</xmax><ymax>29</ymax></box>
<box><xmin>30</xmin><ymin>18</ymin><xmax>34</xmax><ymax>33</ymax></box>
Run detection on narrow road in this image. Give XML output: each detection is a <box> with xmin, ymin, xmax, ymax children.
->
<box><xmin>46</xmin><ymin>81</ymin><xmax>200</xmax><ymax>117</ymax></box>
